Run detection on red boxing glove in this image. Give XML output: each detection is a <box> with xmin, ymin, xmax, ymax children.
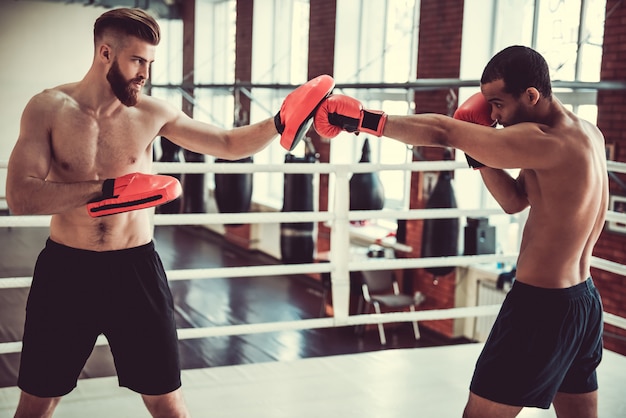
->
<box><xmin>454</xmin><ymin>92</ymin><xmax>496</xmax><ymax>127</ymax></box>
<box><xmin>275</xmin><ymin>74</ymin><xmax>335</xmax><ymax>151</ymax></box>
<box><xmin>313</xmin><ymin>94</ymin><xmax>387</xmax><ymax>139</ymax></box>
<box><xmin>453</xmin><ymin>92</ymin><xmax>496</xmax><ymax>169</ymax></box>
<box><xmin>87</xmin><ymin>172</ymin><xmax>182</xmax><ymax>217</ymax></box>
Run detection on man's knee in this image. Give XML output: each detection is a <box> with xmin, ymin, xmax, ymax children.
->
<box><xmin>142</xmin><ymin>388</ymin><xmax>190</xmax><ymax>418</ymax></box>
<box><xmin>14</xmin><ymin>391</ymin><xmax>62</xmax><ymax>418</ymax></box>
<box><xmin>553</xmin><ymin>391</ymin><xmax>598</xmax><ymax>418</ymax></box>
<box><xmin>463</xmin><ymin>392</ymin><xmax>522</xmax><ymax>418</ymax></box>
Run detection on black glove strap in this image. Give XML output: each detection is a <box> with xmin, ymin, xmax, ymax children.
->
<box><xmin>328</xmin><ymin>112</ymin><xmax>359</xmax><ymax>133</ymax></box>
<box><xmin>102</xmin><ymin>178</ymin><xmax>116</xmax><ymax>198</ymax></box>
<box><xmin>274</xmin><ymin>112</ymin><xmax>285</xmax><ymax>134</ymax></box>
<box><xmin>361</xmin><ymin>111</ymin><xmax>383</xmax><ymax>132</ymax></box>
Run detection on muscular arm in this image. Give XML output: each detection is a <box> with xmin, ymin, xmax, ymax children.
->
<box><xmin>384</xmin><ymin>114</ymin><xmax>563</xmax><ymax>170</ymax></box>
<box><xmin>382</xmin><ymin>114</ymin><xmax>559</xmax><ymax>215</ymax></box>
<box><xmin>156</xmin><ymin>100</ymin><xmax>278</xmax><ymax>160</ymax></box>
<box><xmin>480</xmin><ymin>168</ymin><xmax>529</xmax><ymax>214</ymax></box>
<box><xmin>6</xmin><ymin>94</ymin><xmax>103</xmax><ymax>215</ymax></box>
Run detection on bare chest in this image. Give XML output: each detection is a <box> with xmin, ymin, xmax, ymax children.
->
<box><xmin>49</xmin><ymin>106</ymin><xmax>158</xmax><ymax>179</ymax></box>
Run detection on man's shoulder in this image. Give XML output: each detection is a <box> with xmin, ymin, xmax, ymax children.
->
<box><xmin>556</xmin><ymin>113</ymin><xmax>604</xmax><ymax>151</ymax></box>
<box><xmin>21</xmin><ymin>85</ymin><xmax>75</xmax><ymax>120</ymax></box>
<box><xmin>32</xmin><ymin>83</ymin><xmax>78</xmax><ymax>106</ymax></box>
<box><xmin>136</xmin><ymin>94</ymin><xmax>179</xmax><ymax>119</ymax></box>
<box><xmin>138</xmin><ymin>94</ymin><xmax>170</xmax><ymax>108</ymax></box>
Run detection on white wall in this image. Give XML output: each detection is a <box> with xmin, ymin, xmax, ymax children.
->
<box><xmin>0</xmin><ymin>1</ymin><xmax>111</xmax><ymax>205</ymax></box>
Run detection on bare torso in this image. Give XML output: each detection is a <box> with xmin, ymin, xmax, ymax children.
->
<box><xmin>513</xmin><ymin>109</ymin><xmax>608</xmax><ymax>288</ymax></box>
<box><xmin>46</xmin><ymin>83</ymin><xmax>163</xmax><ymax>251</ymax></box>
<box><xmin>8</xmin><ymin>52</ymin><xmax>277</xmax><ymax>251</ymax></box>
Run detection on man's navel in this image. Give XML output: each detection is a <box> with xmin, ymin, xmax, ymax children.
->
<box><xmin>94</xmin><ymin>222</ymin><xmax>108</xmax><ymax>245</ymax></box>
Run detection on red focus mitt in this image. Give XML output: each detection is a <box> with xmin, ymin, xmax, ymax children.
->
<box><xmin>453</xmin><ymin>92</ymin><xmax>496</xmax><ymax>169</ymax></box>
<box><xmin>275</xmin><ymin>74</ymin><xmax>335</xmax><ymax>151</ymax></box>
<box><xmin>87</xmin><ymin>172</ymin><xmax>182</xmax><ymax>217</ymax></box>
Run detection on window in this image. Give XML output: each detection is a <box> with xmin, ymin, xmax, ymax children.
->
<box><xmin>151</xmin><ymin>0</ymin><xmax>607</xmax><ymax>246</ymax></box>
<box><xmin>193</xmin><ymin>0</ymin><xmax>237</xmax><ymax>131</ymax></box>
<box><xmin>151</xmin><ymin>17</ymin><xmax>184</xmax><ymax>158</ymax></box>
<box><xmin>332</xmin><ymin>0</ymin><xmax>419</xmax><ymax>214</ymax></box>
<box><xmin>250</xmin><ymin>0</ymin><xmax>310</xmax><ymax>209</ymax></box>
<box><xmin>151</xmin><ymin>0</ymin><xmax>236</xmax><ymax>188</ymax></box>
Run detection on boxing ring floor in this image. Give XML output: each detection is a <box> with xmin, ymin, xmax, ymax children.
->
<box><xmin>0</xmin><ymin>343</ymin><xmax>625</xmax><ymax>417</ymax></box>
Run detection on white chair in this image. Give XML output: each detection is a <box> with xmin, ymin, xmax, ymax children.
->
<box><xmin>360</xmin><ymin>269</ymin><xmax>426</xmax><ymax>345</ymax></box>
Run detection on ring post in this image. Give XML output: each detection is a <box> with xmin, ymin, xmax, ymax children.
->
<box><xmin>330</xmin><ymin>168</ymin><xmax>351</xmax><ymax>326</ymax></box>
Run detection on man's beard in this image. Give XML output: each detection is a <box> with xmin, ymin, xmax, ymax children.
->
<box><xmin>106</xmin><ymin>60</ymin><xmax>141</xmax><ymax>107</ymax></box>
<box><xmin>501</xmin><ymin>105</ymin><xmax>531</xmax><ymax>127</ymax></box>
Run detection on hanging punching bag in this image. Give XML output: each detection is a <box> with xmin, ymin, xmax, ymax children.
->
<box><xmin>183</xmin><ymin>150</ymin><xmax>206</xmax><ymax>213</ymax></box>
<box><xmin>421</xmin><ymin>150</ymin><xmax>459</xmax><ymax>277</ymax></box>
<box><xmin>214</xmin><ymin>156</ymin><xmax>253</xmax><ymax>226</ymax></box>
<box><xmin>157</xmin><ymin>137</ymin><xmax>182</xmax><ymax>214</ymax></box>
<box><xmin>349</xmin><ymin>138</ymin><xmax>385</xmax><ymax>211</ymax></box>
<box><xmin>281</xmin><ymin>149</ymin><xmax>318</xmax><ymax>264</ymax></box>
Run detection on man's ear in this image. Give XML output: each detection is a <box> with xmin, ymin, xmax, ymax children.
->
<box><xmin>99</xmin><ymin>45</ymin><xmax>112</xmax><ymax>62</ymax></box>
<box><xmin>526</xmin><ymin>87</ymin><xmax>540</xmax><ymax>106</ymax></box>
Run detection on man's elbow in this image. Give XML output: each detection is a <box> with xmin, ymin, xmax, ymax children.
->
<box><xmin>7</xmin><ymin>195</ymin><xmax>29</xmax><ymax>215</ymax></box>
<box><xmin>6</xmin><ymin>187</ymin><xmax>37</xmax><ymax>215</ymax></box>
<box><xmin>501</xmin><ymin>200</ymin><xmax>529</xmax><ymax>215</ymax></box>
<box><xmin>501</xmin><ymin>206</ymin><xmax>519</xmax><ymax>215</ymax></box>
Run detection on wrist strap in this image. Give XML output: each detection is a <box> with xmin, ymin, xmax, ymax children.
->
<box><xmin>102</xmin><ymin>178</ymin><xmax>115</xmax><ymax>198</ymax></box>
<box><xmin>361</xmin><ymin>110</ymin><xmax>382</xmax><ymax>131</ymax></box>
<box><xmin>274</xmin><ymin>112</ymin><xmax>285</xmax><ymax>134</ymax></box>
<box><xmin>361</xmin><ymin>110</ymin><xmax>387</xmax><ymax>136</ymax></box>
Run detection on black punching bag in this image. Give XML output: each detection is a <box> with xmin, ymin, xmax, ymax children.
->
<box><xmin>349</xmin><ymin>138</ymin><xmax>385</xmax><ymax>211</ymax></box>
<box><xmin>281</xmin><ymin>151</ymin><xmax>318</xmax><ymax>264</ymax></box>
<box><xmin>214</xmin><ymin>156</ymin><xmax>253</xmax><ymax>226</ymax></box>
<box><xmin>421</xmin><ymin>151</ymin><xmax>459</xmax><ymax>277</ymax></box>
<box><xmin>157</xmin><ymin>137</ymin><xmax>182</xmax><ymax>214</ymax></box>
<box><xmin>183</xmin><ymin>150</ymin><xmax>206</xmax><ymax>213</ymax></box>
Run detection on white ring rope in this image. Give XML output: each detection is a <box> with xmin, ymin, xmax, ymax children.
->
<box><xmin>0</xmin><ymin>253</ymin><xmax>617</xmax><ymax>291</ymax></box>
<box><xmin>4</xmin><ymin>159</ymin><xmax>623</xmax><ymax>174</ymax></box>
<box><xmin>2</xmin><ymin>208</ymin><xmax>626</xmax><ymax>232</ymax></box>
<box><xmin>0</xmin><ymin>160</ymin><xmax>625</xmax><ymax>354</ymax></box>
<box><xmin>2</xmin><ymin>306</ymin><xmax>624</xmax><ymax>355</ymax></box>
<box><xmin>1</xmin><ymin>158</ymin><xmax>625</xmax><ymax>173</ymax></box>
<box><xmin>0</xmin><ymin>253</ymin><xmax>520</xmax><ymax>290</ymax></box>
<box><xmin>0</xmin><ymin>208</ymin><xmax>510</xmax><ymax>228</ymax></box>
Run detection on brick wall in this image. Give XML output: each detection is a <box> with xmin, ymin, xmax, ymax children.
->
<box><xmin>234</xmin><ymin>0</ymin><xmax>253</xmax><ymax>126</ymax></box>
<box><xmin>404</xmin><ymin>0</ymin><xmax>465</xmax><ymax>338</ymax></box>
<box><xmin>308</xmin><ymin>0</ymin><xmax>337</xmax><ymax>254</ymax></box>
<box><xmin>592</xmin><ymin>0</ymin><xmax>626</xmax><ymax>356</ymax></box>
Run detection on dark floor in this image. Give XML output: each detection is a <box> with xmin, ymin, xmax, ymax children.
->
<box><xmin>0</xmin><ymin>225</ymin><xmax>471</xmax><ymax>388</ymax></box>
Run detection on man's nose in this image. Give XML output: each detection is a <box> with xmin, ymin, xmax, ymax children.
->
<box><xmin>490</xmin><ymin>109</ymin><xmax>499</xmax><ymax>125</ymax></box>
<box><xmin>138</xmin><ymin>64</ymin><xmax>150</xmax><ymax>80</ymax></box>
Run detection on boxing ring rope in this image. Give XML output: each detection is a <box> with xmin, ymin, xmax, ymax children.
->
<box><xmin>149</xmin><ymin>79</ymin><xmax>626</xmax><ymax>92</ymax></box>
<box><xmin>1</xmin><ymin>160</ymin><xmax>626</xmax><ymax>355</ymax></box>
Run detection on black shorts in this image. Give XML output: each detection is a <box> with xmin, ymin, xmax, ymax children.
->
<box><xmin>18</xmin><ymin>239</ymin><xmax>181</xmax><ymax>397</ymax></box>
<box><xmin>470</xmin><ymin>277</ymin><xmax>603</xmax><ymax>409</ymax></box>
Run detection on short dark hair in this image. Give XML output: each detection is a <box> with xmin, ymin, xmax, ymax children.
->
<box><xmin>94</xmin><ymin>8</ymin><xmax>160</xmax><ymax>46</ymax></box>
<box><xmin>481</xmin><ymin>45</ymin><xmax>552</xmax><ymax>98</ymax></box>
